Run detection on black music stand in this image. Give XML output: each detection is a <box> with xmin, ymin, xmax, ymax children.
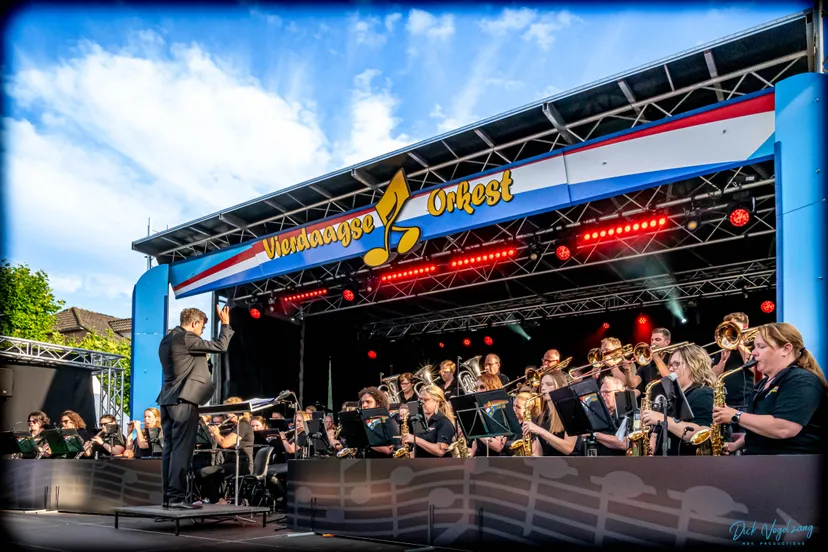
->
<box><xmin>0</xmin><ymin>431</ymin><xmax>38</xmax><ymax>458</ymax></box>
<box><xmin>654</xmin><ymin>375</ymin><xmax>694</xmax><ymax>456</ymax></box>
<box><xmin>361</xmin><ymin>407</ymin><xmax>396</xmax><ymax>448</ymax></box>
<box><xmin>338</xmin><ymin>409</ymin><xmax>370</xmax><ymax>456</ymax></box>
<box><xmin>549</xmin><ymin>379</ymin><xmax>616</xmax><ymax>457</ymax></box>
<box><xmin>42</xmin><ymin>429</ymin><xmax>84</xmax><ymax>458</ymax></box>
<box><xmin>304</xmin><ymin>418</ymin><xmax>332</xmax><ymax>457</ymax></box>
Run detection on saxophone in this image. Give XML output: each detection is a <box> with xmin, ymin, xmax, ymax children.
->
<box><xmin>509</xmin><ymin>394</ymin><xmax>539</xmax><ymax>456</ymax></box>
<box><xmin>690</xmin><ymin>363</ymin><xmax>747</xmax><ymax>456</ymax></box>
<box><xmin>627</xmin><ymin>378</ymin><xmax>662</xmax><ymax>456</ymax></box>
<box><xmin>448</xmin><ymin>435</ymin><xmax>470</xmax><ymax>458</ymax></box>
<box><xmin>393</xmin><ymin>414</ymin><xmax>411</xmax><ymax>458</ymax></box>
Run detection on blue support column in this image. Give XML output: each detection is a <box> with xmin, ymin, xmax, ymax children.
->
<box><xmin>130</xmin><ymin>265</ymin><xmax>170</xmax><ymax>418</ymax></box>
<box><xmin>775</xmin><ymin>73</ymin><xmax>828</xmax><ymax>371</ymax></box>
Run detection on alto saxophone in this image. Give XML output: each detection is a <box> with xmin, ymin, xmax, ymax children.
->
<box><xmin>509</xmin><ymin>393</ymin><xmax>540</xmax><ymax>456</ymax></box>
<box><xmin>690</xmin><ymin>363</ymin><xmax>748</xmax><ymax>455</ymax></box>
<box><xmin>627</xmin><ymin>378</ymin><xmax>662</xmax><ymax>456</ymax></box>
<box><xmin>448</xmin><ymin>435</ymin><xmax>470</xmax><ymax>458</ymax></box>
<box><xmin>393</xmin><ymin>414</ymin><xmax>411</xmax><ymax>458</ymax></box>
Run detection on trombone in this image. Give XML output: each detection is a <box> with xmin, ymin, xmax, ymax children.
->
<box><xmin>705</xmin><ymin>321</ymin><xmax>760</xmax><ymax>357</ymax></box>
<box><xmin>568</xmin><ymin>344</ymin><xmax>635</xmax><ymax>381</ymax></box>
<box><xmin>504</xmin><ymin>357</ymin><xmax>572</xmax><ymax>394</ymax></box>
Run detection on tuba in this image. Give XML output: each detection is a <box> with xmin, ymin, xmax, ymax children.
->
<box><xmin>413</xmin><ymin>365</ymin><xmax>437</xmax><ymax>396</ymax></box>
<box><xmin>457</xmin><ymin>356</ymin><xmax>483</xmax><ymax>394</ymax></box>
<box><xmin>378</xmin><ymin>373</ymin><xmax>402</xmax><ymax>404</ymax></box>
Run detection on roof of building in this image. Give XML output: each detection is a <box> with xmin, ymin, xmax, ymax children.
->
<box><xmin>55</xmin><ymin>307</ymin><xmax>132</xmax><ymax>338</ymax></box>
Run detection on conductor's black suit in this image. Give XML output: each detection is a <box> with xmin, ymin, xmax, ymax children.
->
<box><xmin>157</xmin><ymin>324</ymin><xmax>234</xmax><ymax>504</ymax></box>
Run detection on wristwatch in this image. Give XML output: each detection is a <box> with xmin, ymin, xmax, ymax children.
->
<box><xmin>731</xmin><ymin>411</ymin><xmax>743</xmax><ymax>424</ymax></box>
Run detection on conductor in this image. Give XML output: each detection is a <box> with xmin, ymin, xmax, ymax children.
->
<box><xmin>157</xmin><ymin>305</ymin><xmax>234</xmax><ymax>509</ymax></box>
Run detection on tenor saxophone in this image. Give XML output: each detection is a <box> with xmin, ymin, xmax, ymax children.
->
<box><xmin>393</xmin><ymin>414</ymin><xmax>411</xmax><ymax>458</ymax></box>
<box><xmin>627</xmin><ymin>378</ymin><xmax>662</xmax><ymax>456</ymax></box>
<box><xmin>448</xmin><ymin>435</ymin><xmax>470</xmax><ymax>458</ymax></box>
<box><xmin>509</xmin><ymin>393</ymin><xmax>539</xmax><ymax>456</ymax></box>
<box><xmin>690</xmin><ymin>363</ymin><xmax>748</xmax><ymax>456</ymax></box>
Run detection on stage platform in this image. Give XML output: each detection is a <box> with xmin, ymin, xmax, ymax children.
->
<box><xmin>1</xmin><ymin>509</ymin><xmax>413</xmax><ymax>552</ymax></box>
<box><xmin>114</xmin><ymin>503</ymin><xmax>272</xmax><ymax>535</ymax></box>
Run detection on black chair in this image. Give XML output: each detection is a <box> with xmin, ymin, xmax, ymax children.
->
<box><xmin>238</xmin><ymin>446</ymin><xmax>274</xmax><ymax>508</ymax></box>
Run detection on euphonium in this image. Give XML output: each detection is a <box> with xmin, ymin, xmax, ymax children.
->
<box><xmin>393</xmin><ymin>414</ymin><xmax>411</xmax><ymax>458</ymax></box>
<box><xmin>448</xmin><ymin>435</ymin><xmax>470</xmax><ymax>458</ymax></box>
<box><xmin>690</xmin><ymin>359</ymin><xmax>755</xmax><ymax>456</ymax></box>
<box><xmin>627</xmin><ymin>378</ymin><xmax>662</xmax><ymax>456</ymax></box>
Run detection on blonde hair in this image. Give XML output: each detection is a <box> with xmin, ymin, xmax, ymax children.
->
<box><xmin>477</xmin><ymin>372</ymin><xmax>503</xmax><ymax>391</ymax></box>
<box><xmin>420</xmin><ymin>385</ymin><xmax>455</xmax><ymax>425</ymax></box>
<box><xmin>143</xmin><ymin>407</ymin><xmax>161</xmax><ymax>429</ymax></box>
<box><xmin>225</xmin><ymin>396</ymin><xmax>251</xmax><ymax>421</ymax></box>
<box><xmin>671</xmin><ymin>344</ymin><xmax>717</xmax><ymax>387</ymax></box>
<box><xmin>601</xmin><ymin>337</ymin><xmax>622</xmax><ymax>350</ymax></box>
<box><xmin>439</xmin><ymin>360</ymin><xmax>456</xmax><ymax>374</ymax></box>
<box><xmin>758</xmin><ymin>323</ymin><xmax>827</xmax><ymax>392</ymax></box>
<box><xmin>724</xmin><ymin>312</ymin><xmax>749</xmax><ymax>327</ymax></box>
<box><xmin>600</xmin><ymin>376</ymin><xmax>625</xmax><ymax>392</ymax></box>
<box><xmin>540</xmin><ymin>371</ymin><xmax>567</xmax><ymax>433</ymax></box>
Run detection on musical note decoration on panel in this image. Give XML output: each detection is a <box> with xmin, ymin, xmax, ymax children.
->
<box><xmin>363</xmin><ymin>169</ymin><xmax>421</xmax><ymax>267</ymax></box>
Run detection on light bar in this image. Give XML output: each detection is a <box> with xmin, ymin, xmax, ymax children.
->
<box><xmin>582</xmin><ymin>216</ymin><xmax>667</xmax><ymax>242</ymax></box>
<box><xmin>450</xmin><ymin>247</ymin><xmax>516</xmax><ymax>269</ymax></box>
<box><xmin>380</xmin><ymin>265</ymin><xmax>438</xmax><ymax>282</ymax></box>
<box><xmin>282</xmin><ymin>288</ymin><xmax>328</xmax><ymax>303</ymax></box>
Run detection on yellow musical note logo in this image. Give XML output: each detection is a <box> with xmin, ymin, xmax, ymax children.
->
<box><xmin>363</xmin><ymin>169</ymin><xmax>421</xmax><ymax>267</ymax></box>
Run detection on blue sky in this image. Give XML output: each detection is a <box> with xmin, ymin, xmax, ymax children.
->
<box><xmin>2</xmin><ymin>1</ymin><xmax>809</xmax><ymax>322</ymax></box>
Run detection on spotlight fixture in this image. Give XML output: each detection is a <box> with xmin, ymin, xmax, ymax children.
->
<box><xmin>249</xmin><ymin>306</ymin><xmax>262</xmax><ymax>319</ymax></box>
<box><xmin>282</xmin><ymin>288</ymin><xmax>328</xmax><ymax>303</ymax></box>
<box><xmin>602</xmin><ymin>322</ymin><xmax>610</xmax><ymax>330</ymax></box>
<box><xmin>761</xmin><ymin>300</ymin><xmax>775</xmax><ymax>314</ymax></box>
<box><xmin>381</xmin><ymin>265</ymin><xmax>438</xmax><ymax>282</ymax></box>
<box><xmin>582</xmin><ymin>215</ymin><xmax>667</xmax><ymax>243</ymax></box>
<box><xmin>484</xmin><ymin>336</ymin><xmax>493</xmax><ymax>346</ymax></box>
<box><xmin>555</xmin><ymin>245</ymin><xmax>571</xmax><ymax>261</ymax></box>
<box><xmin>686</xmin><ymin>219</ymin><xmax>699</xmax><ymax>231</ymax></box>
<box><xmin>638</xmin><ymin>316</ymin><xmax>647</xmax><ymax>325</ymax></box>
<box><xmin>343</xmin><ymin>289</ymin><xmax>356</xmax><ymax>302</ymax></box>
<box><xmin>729</xmin><ymin>208</ymin><xmax>751</xmax><ymax>227</ymax></box>
<box><xmin>438</xmin><ymin>342</ymin><xmax>445</xmax><ymax>348</ymax></box>
<box><xmin>450</xmin><ymin>247</ymin><xmax>516</xmax><ymax>269</ymax></box>
<box><xmin>367</xmin><ymin>350</ymin><xmax>377</xmax><ymax>359</ymax></box>
<box><xmin>462</xmin><ymin>338</ymin><xmax>471</xmax><ymax>347</ymax></box>
<box><xmin>365</xmin><ymin>275</ymin><xmax>381</xmax><ymax>293</ymax></box>
<box><xmin>681</xmin><ymin>318</ymin><xmax>688</xmax><ymax>324</ymax></box>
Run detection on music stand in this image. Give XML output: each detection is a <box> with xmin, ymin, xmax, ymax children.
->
<box><xmin>42</xmin><ymin>429</ymin><xmax>84</xmax><ymax>457</ymax></box>
<box><xmin>549</xmin><ymin>379</ymin><xmax>616</xmax><ymax>456</ymax></box>
<box><xmin>304</xmin><ymin>418</ymin><xmax>332</xmax><ymax>456</ymax></box>
<box><xmin>655</xmin><ymin>375</ymin><xmax>694</xmax><ymax>456</ymax></box>
<box><xmin>361</xmin><ymin>407</ymin><xmax>396</xmax><ymax>448</ymax></box>
<box><xmin>338</xmin><ymin>409</ymin><xmax>370</xmax><ymax>455</ymax></box>
<box><xmin>0</xmin><ymin>431</ymin><xmax>38</xmax><ymax>458</ymax></box>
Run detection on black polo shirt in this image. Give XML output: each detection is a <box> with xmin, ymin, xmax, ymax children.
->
<box><xmin>653</xmin><ymin>384</ymin><xmax>713</xmax><ymax>456</ymax></box>
<box><xmin>712</xmin><ymin>351</ymin><xmax>754</xmax><ymax>409</ymax></box>
<box><xmin>744</xmin><ymin>364</ymin><xmax>826</xmax><ymax>455</ymax></box>
<box><xmin>414</xmin><ymin>411</ymin><xmax>456</xmax><ymax>458</ymax></box>
<box><xmin>635</xmin><ymin>363</ymin><xmax>661</xmax><ymax>401</ymax></box>
<box><xmin>439</xmin><ymin>378</ymin><xmax>458</xmax><ymax>400</ymax></box>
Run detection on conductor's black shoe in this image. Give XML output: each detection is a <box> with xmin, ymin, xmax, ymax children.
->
<box><xmin>170</xmin><ymin>501</ymin><xmax>203</xmax><ymax>509</ymax></box>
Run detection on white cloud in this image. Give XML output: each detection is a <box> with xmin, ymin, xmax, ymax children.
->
<box><xmin>385</xmin><ymin>13</ymin><xmax>402</xmax><ymax>32</ymax></box>
<box><xmin>339</xmin><ymin>69</ymin><xmax>416</xmax><ymax>167</ymax></box>
<box><xmin>478</xmin><ymin>8</ymin><xmax>580</xmax><ymax>51</ymax></box>
<box><xmin>479</xmin><ymin>7</ymin><xmax>537</xmax><ymax>35</ymax></box>
<box><xmin>50</xmin><ymin>274</ymin><xmax>83</xmax><ymax>294</ymax></box>
<box><xmin>406</xmin><ymin>9</ymin><xmax>455</xmax><ymax>39</ymax></box>
<box><xmin>485</xmin><ymin>77</ymin><xmax>525</xmax><ymax>91</ymax></box>
<box><xmin>537</xmin><ymin>84</ymin><xmax>562</xmax><ymax>99</ymax></box>
<box><xmin>350</xmin><ymin>15</ymin><xmax>388</xmax><ymax>47</ymax></box>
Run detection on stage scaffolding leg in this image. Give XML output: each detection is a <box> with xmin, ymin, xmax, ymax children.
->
<box><xmin>299</xmin><ymin>320</ymin><xmax>305</xmax><ymax>408</ymax></box>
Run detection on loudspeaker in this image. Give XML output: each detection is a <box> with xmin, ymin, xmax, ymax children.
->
<box><xmin>0</xmin><ymin>368</ymin><xmax>12</xmax><ymax>397</ymax></box>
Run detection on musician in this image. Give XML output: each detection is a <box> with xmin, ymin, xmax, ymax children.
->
<box><xmin>279</xmin><ymin>411</ymin><xmax>307</xmax><ymax>457</ymax></box>
<box><xmin>524</xmin><ymin>371</ymin><xmax>577</xmax><ymax>456</ymax></box>
<box><xmin>59</xmin><ymin>410</ymin><xmax>92</xmax><ymax>441</ymax></box>
<box><xmin>437</xmin><ymin>361</ymin><xmax>458</xmax><ymax>399</ymax></box>
<box><xmin>712</xmin><ymin>312</ymin><xmax>755</xmax><ymax>412</ymax></box>
<box><xmin>250</xmin><ymin>416</ymin><xmax>266</xmax><ymax>431</ymax></box>
<box><xmin>641</xmin><ymin>344</ymin><xmax>714</xmax><ymax>456</ymax></box>
<box><xmin>484</xmin><ymin>354</ymin><xmax>509</xmax><ymax>386</ymax></box>
<box><xmin>86</xmin><ymin>414</ymin><xmax>126</xmax><ymax>457</ymax></box>
<box><xmin>468</xmin><ymin>373</ymin><xmax>507</xmax><ymax>456</ymax></box>
<box><xmin>125</xmin><ymin>408</ymin><xmax>164</xmax><ymax>458</ymax></box>
<box><xmin>518</xmin><ymin>366</ymin><xmax>538</xmax><ymax>394</ymax></box>
<box><xmin>402</xmin><ymin>385</ymin><xmax>456</xmax><ymax>458</ymax></box>
<box><xmin>359</xmin><ymin>386</ymin><xmax>400</xmax><ymax>457</ymax></box>
<box><xmin>397</xmin><ymin>372</ymin><xmax>417</xmax><ymax>403</ymax></box>
<box><xmin>270</xmin><ymin>412</ymin><xmax>284</xmax><ymax>420</ymax></box>
<box><xmin>199</xmin><ymin>397</ymin><xmax>254</xmax><ymax>504</ymax></box>
<box><xmin>600</xmin><ymin>337</ymin><xmax>637</xmax><ymax>390</ymax></box>
<box><xmin>28</xmin><ymin>411</ymin><xmax>51</xmax><ymax>457</ymax></box>
<box><xmin>713</xmin><ymin>323</ymin><xmax>827</xmax><ymax>455</ymax></box>
<box><xmin>503</xmin><ymin>391</ymin><xmax>541</xmax><ymax>456</ymax></box>
<box><xmin>634</xmin><ymin>328</ymin><xmax>672</xmax><ymax>399</ymax></box>
<box><xmin>591</xmin><ymin>376</ymin><xmax>627</xmax><ymax>455</ymax></box>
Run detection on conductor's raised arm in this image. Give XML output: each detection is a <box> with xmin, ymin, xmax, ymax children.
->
<box><xmin>183</xmin><ymin>305</ymin><xmax>234</xmax><ymax>354</ymax></box>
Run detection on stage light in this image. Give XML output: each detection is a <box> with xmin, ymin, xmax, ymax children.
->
<box><xmin>381</xmin><ymin>265</ymin><xmax>437</xmax><ymax>281</ymax></box>
<box><xmin>638</xmin><ymin>316</ymin><xmax>647</xmax><ymax>325</ymax></box>
<box><xmin>729</xmin><ymin>208</ymin><xmax>750</xmax><ymax>227</ymax></box>
<box><xmin>249</xmin><ymin>307</ymin><xmax>261</xmax><ymax>319</ymax></box>
<box><xmin>367</xmin><ymin>350</ymin><xmax>377</xmax><ymax>359</ymax></box>
<box><xmin>602</xmin><ymin>322</ymin><xmax>610</xmax><ymax>329</ymax></box>
<box><xmin>343</xmin><ymin>289</ymin><xmax>355</xmax><ymax>302</ymax></box>
<box><xmin>484</xmin><ymin>336</ymin><xmax>493</xmax><ymax>346</ymax></box>
<box><xmin>438</xmin><ymin>342</ymin><xmax>445</xmax><ymax>348</ymax></box>
<box><xmin>463</xmin><ymin>338</ymin><xmax>471</xmax><ymax>346</ymax></box>
<box><xmin>451</xmin><ymin>247</ymin><xmax>516</xmax><ymax>269</ymax></box>
<box><xmin>761</xmin><ymin>300</ymin><xmax>775</xmax><ymax>313</ymax></box>
<box><xmin>681</xmin><ymin>318</ymin><xmax>688</xmax><ymax>324</ymax></box>
<box><xmin>686</xmin><ymin>219</ymin><xmax>699</xmax><ymax>231</ymax></box>
<box><xmin>282</xmin><ymin>288</ymin><xmax>328</xmax><ymax>303</ymax></box>
<box><xmin>581</xmin><ymin>215</ymin><xmax>668</xmax><ymax>242</ymax></box>
<box><xmin>555</xmin><ymin>245</ymin><xmax>571</xmax><ymax>261</ymax></box>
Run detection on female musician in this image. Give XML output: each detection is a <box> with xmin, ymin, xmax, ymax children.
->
<box><xmin>523</xmin><ymin>371</ymin><xmax>578</xmax><ymax>456</ymax></box>
<box><xmin>468</xmin><ymin>373</ymin><xmax>507</xmax><ymax>456</ymax></box>
<box><xmin>641</xmin><ymin>344</ymin><xmax>715</xmax><ymax>456</ymax></box>
<box><xmin>125</xmin><ymin>407</ymin><xmax>164</xmax><ymax>458</ymax></box>
<box><xmin>358</xmin><ymin>386</ymin><xmax>399</xmax><ymax>457</ymax></box>
<box><xmin>29</xmin><ymin>411</ymin><xmax>51</xmax><ymax>456</ymax></box>
<box><xmin>200</xmin><ymin>397</ymin><xmax>254</xmax><ymax>504</ymax></box>
<box><xmin>59</xmin><ymin>410</ymin><xmax>91</xmax><ymax>440</ymax></box>
<box><xmin>398</xmin><ymin>373</ymin><xmax>417</xmax><ymax>403</ymax></box>
<box><xmin>437</xmin><ymin>361</ymin><xmax>458</xmax><ymax>399</ymax></box>
<box><xmin>600</xmin><ymin>337</ymin><xmax>638</xmax><ymax>390</ymax></box>
<box><xmin>401</xmin><ymin>385</ymin><xmax>456</xmax><ymax>457</ymax></box>
<box><xmin>250</xmin><ymin>416</ymin><xmax>267</xmax><ymax>432</ymax></box>
<box><xmin>502</xmin><ymin>391</ymin><xmax>542</xmax><ymax>456</ymax></box>
<box><xmin>280</xmin><ymin>411</ymin><xmax>308</xmax><ymax>457</ymax></box>
<box><xmin>89</xmin><ymin>414</ymin><xmax>126</xmax><ymax>457</ymax></box>
<box><xmin>713</xmin><ymin>323</ymin><xmax>827</xmax><ymax>455</ymax></box>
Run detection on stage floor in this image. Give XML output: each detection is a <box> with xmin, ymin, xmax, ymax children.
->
<box><xmin>0</xmin><ymin>509</ymin><xmax>414</xmax><ymax>552</ymax></box>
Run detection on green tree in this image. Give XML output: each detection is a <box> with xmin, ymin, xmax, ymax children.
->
<box><xmin>75</xmin><ymin>329</ymin><xmax>132</xmax><ymax>417</ymax></box>
<box><xmin>0</xmin><ymin>260</ymin><xmax>65</xmax><ymax>340</ymax></box>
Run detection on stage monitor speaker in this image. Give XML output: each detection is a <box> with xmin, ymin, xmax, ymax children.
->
<box><xmin>0</xmin><ymin>368</ymin><xmax>12</xmax><ymax>397</ymax></box>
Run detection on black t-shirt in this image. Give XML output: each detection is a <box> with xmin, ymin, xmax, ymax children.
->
<box><xmin>653</xmin><ymin>384</ymin><xmax>713</xmax><ymax>456</ymax></box>
<box><xmin>496</xmin><ymin>372</ymin><xmax>509</xmax><ymax>387</ymax></box>
<box><xmin>535</xmin><ymin>411</ymin><xmax>571</xmax><ymax>457</ymax></box>
<box><xmin>575</xmin><ymin>414</ymin><xmax>628</xmax><ymax>457</ymax></box>
<box><xmin>414</xmin><ymin>411</ymin><xmax>456</xmax><ymax>458</ymax></box>
<box><xmin>221</xmin><ymin>419</ymin><xmax>254</xmax><ymax>473</ymax></box>
<box><xmin>439</xmin><ymin>378</ymin><xmax>457</xmax><ymax>400</ymax></box>
<box><xmin>635</xmin><ymin>363</ymin><xmax>661</xmax><ymax>401</ymax></box>
<box><xmin>712</xmin><ymin>351</ymin><xmax>754</xmax><ymax>409</ymax></box>
<box><xmin>745</xmin><ymin>365</ymin><xmax>826</xmax><ymax>455</ymax></box>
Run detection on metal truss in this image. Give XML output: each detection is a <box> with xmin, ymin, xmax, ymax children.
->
<box><xmin>362</xmin><ymin>258</ymin><xmax>776</xmax><ymax>338</ymax></box>
<box><xmin>0</xmin><ymin>336</ymin><xmax>128</xmax><ymax>427</ymax></box>
<box><xmin>154</xmin><ymin>48</ymin><xmax>804</xmax><ymax>263</ymax></box>
<box><xmin>230</xmin><ymin>166</ymin><xmax>776</xmax><ymax>316</ymax></box>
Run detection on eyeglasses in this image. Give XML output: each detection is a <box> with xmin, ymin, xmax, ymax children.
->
<box><xmin>542</xmin><ymin>358</ymin><xmax>558</xmax><ymax>364</ymax></box>
<box><xmin>599</xmin><ymin>391</ymin><xmax>614</xmax><ymax>397</ymax></box>
<box><xmin>27</xmin><ymin>420</ymin><xmax>38</xmax><ymax>425</ymax></box>
<box><xmin>439</xmin><ymin>369</ymin><xmax>451</xmax><ymax>374</ymax></box>
<box><xmin>484</xmin><ymin>362</ymin><xmax>499</xmax><ymax>366</ymax></box>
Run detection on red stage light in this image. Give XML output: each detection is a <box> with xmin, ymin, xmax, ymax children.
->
<box><xmin>343</xmin><ymin>289</ymin><xmax>355</xmax><ymax>302</ymax></box>
<box><xmin>658</xmin><ymin>217</ymin><xmax>666</xmax><ymax>226</ymax></box>
<box><xmin>484</xmin><ymin>336</ymin><xmax>493</xmax><ymax>346</ymax></box>
<box><xmin>638</xmin><ymin>316</ymin><xmax>647</xmax><ymax>325</ymax></box>
<box><xmin>463</xmin><ymin>338</ymin><xmax>471</xmax><ymax>346</ymax></box>
<box><xmin>602</xmin><ymin>322</ymin><xmax>610</xmax><ymax>329</ymax></box>
<box><xmin>438</xmin><ymin>342</ymin><xmax>445</xmax><ymax>348</ymax></box>
<box><xmin>249</xmin><ymin>308</ymin><xmax>261</xmax><ymax>319</ymax></box>
<box><xmin>367</xmin><ymin>350</ymin><xmax>377</xmax><ymax>359</ymax></box>
<box><xmin>555</xmin><ymin>245</ymin><xmax>571</xmax><ymax>261</ymax></box>
<box><xmin>451</xmin><ymin>247</ymin><xmax>516</xmax><ymax>269</ymax></box>
<box><xmin>761</xmin><ymin>300</ymin><xmax>775</xmax><ymax>313</ymax></box>
<box><xmin>381</xmin><ymin>265</ymin><xmax>437</xmax><ymax>282</ymax></box>
<box><xmin>282</xmin><ymin>288</ymin><xmax>327</xmax><ymax>303</ymax></box>
<box><xmin>582</xmin><ymin>215</ymin><xmax>669</xmax><ymax>243</ymax></box>
<box><xmin>729</xmin><ymin>208</ymin><xmax>751</xmax><ymax>227</ymax></box>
